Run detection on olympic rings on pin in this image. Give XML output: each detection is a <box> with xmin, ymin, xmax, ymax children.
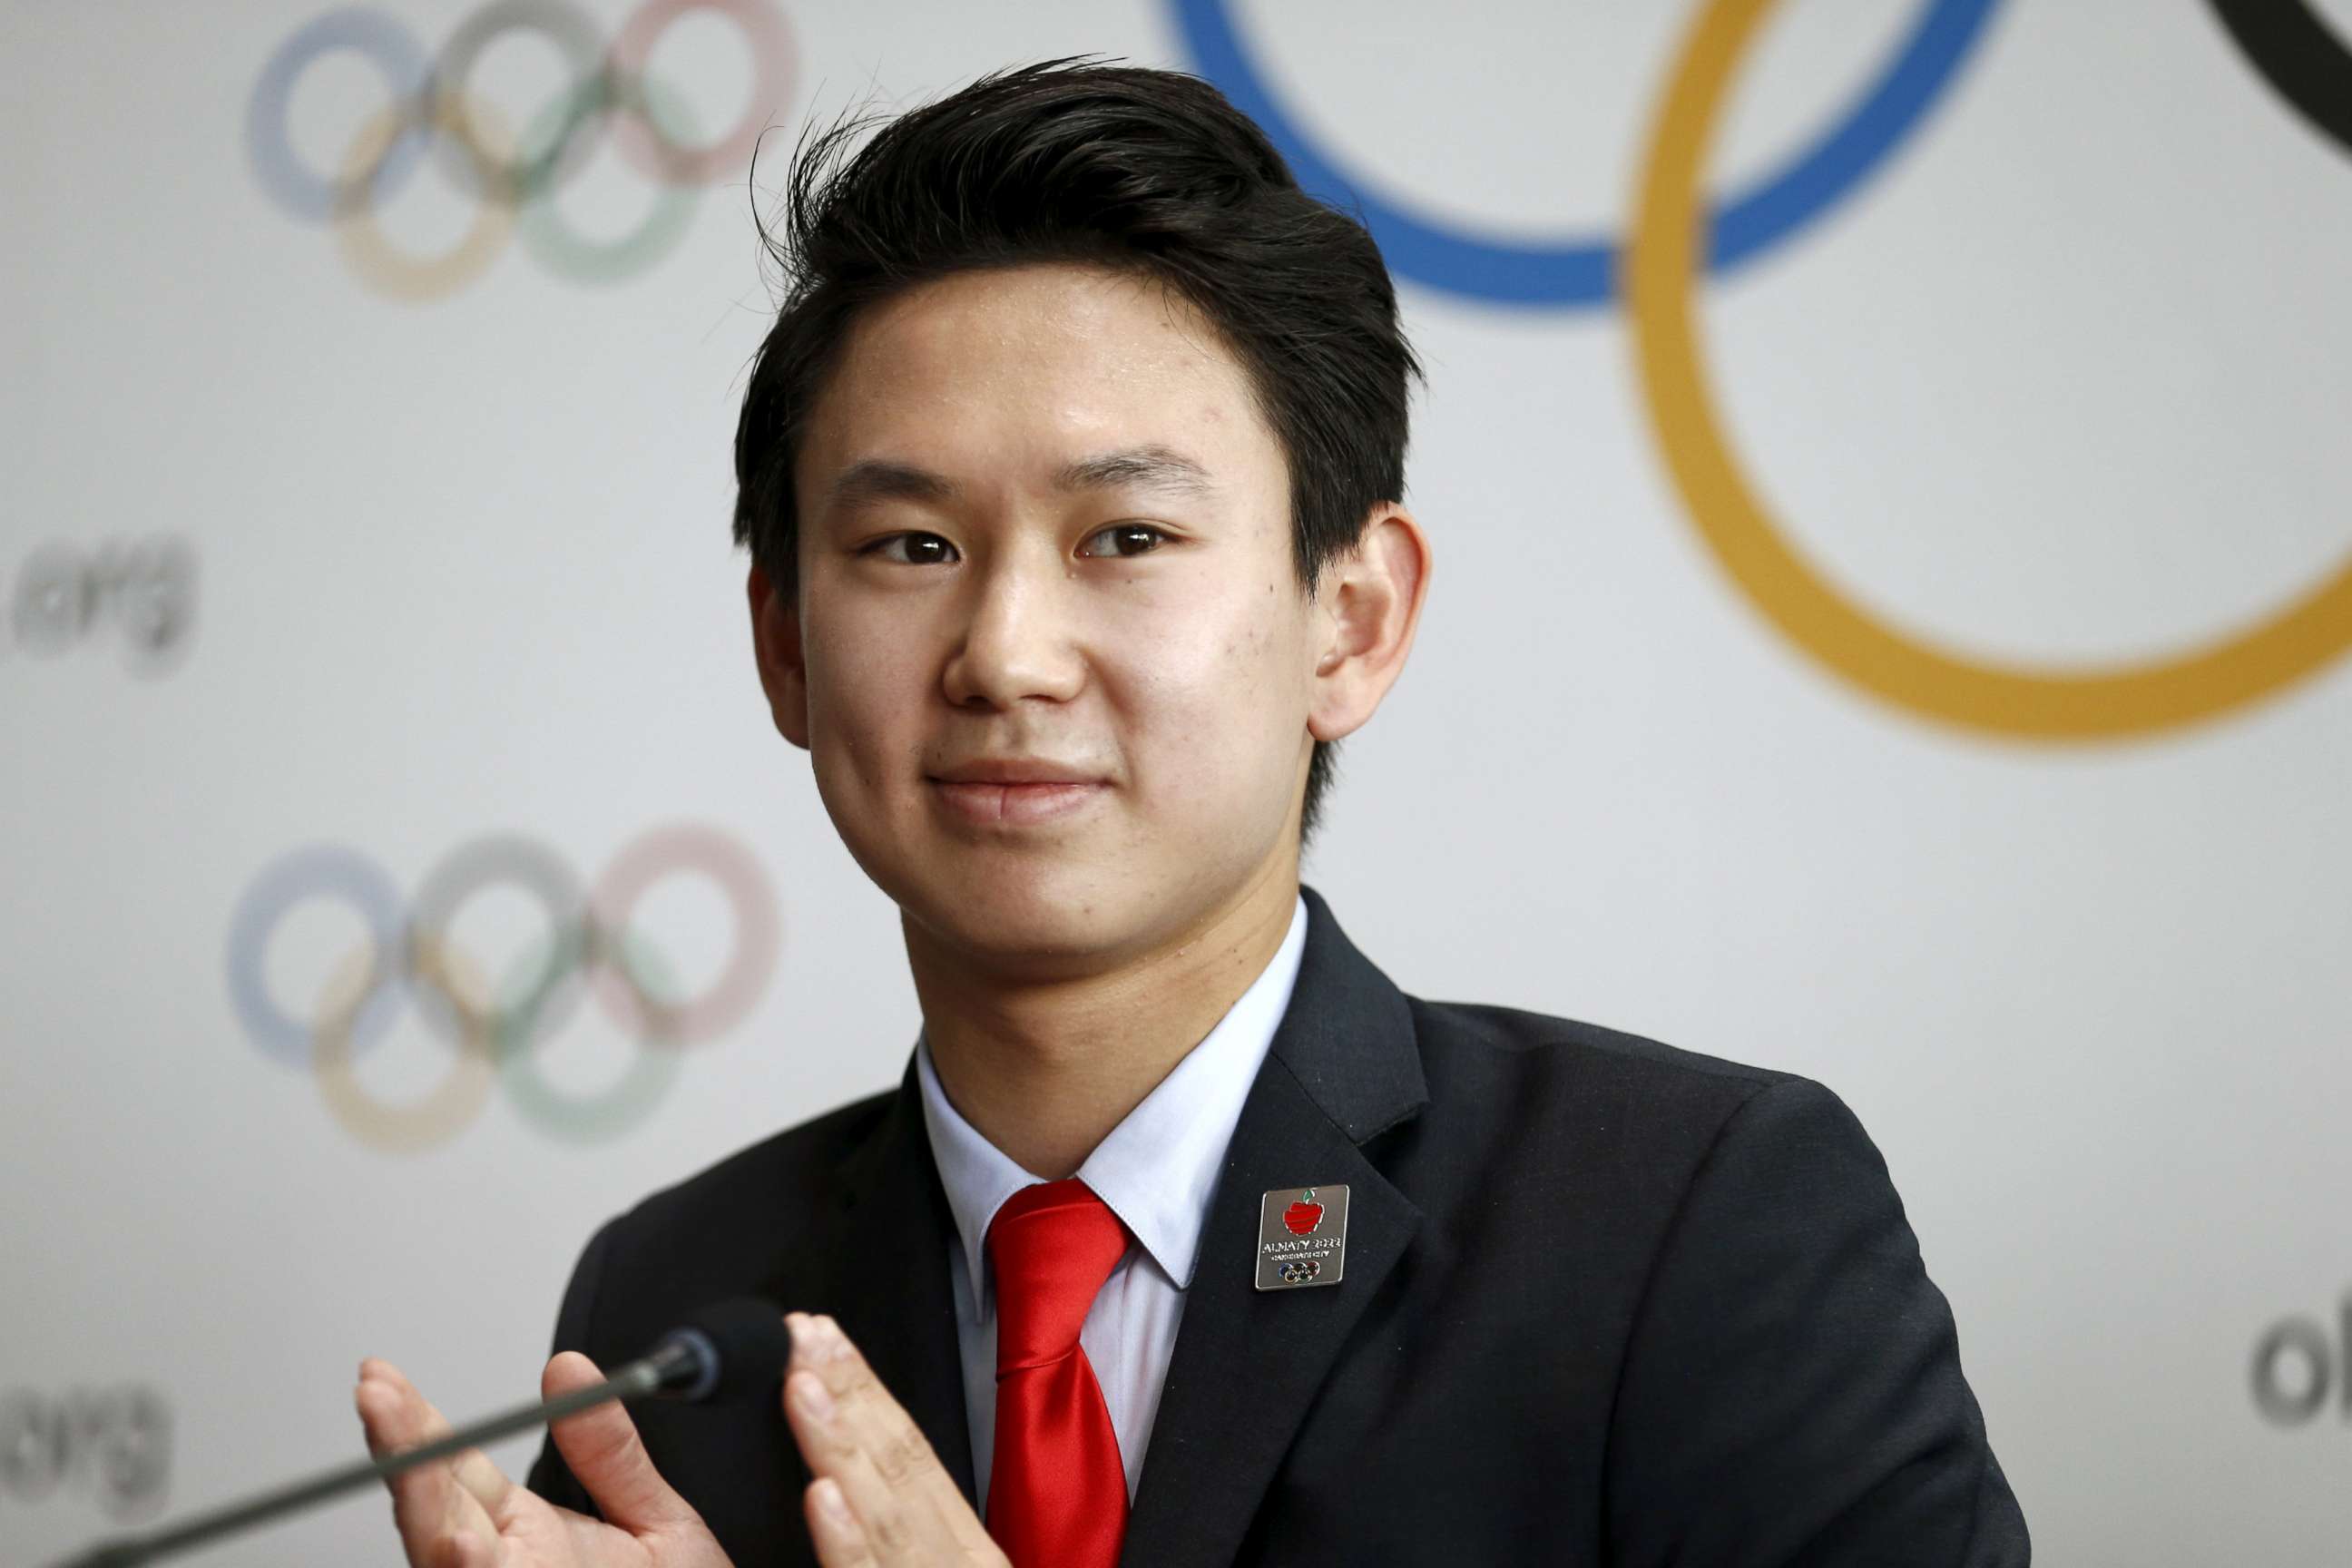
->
<box><xmin>245</xmin><ymin>0</ymin><xmax>797</xmax><ymax>297</ymax></box>
<box><xmin>1172</xmin><ymin>0</ymin><xmax>2000</xmax><ymax>307</ymax></box>
<box><xmin>224</xmin><ymin>824</ymin><xmax>780</xmax><ymax>1152</ymax></box>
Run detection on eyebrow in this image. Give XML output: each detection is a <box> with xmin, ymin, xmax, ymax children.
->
<box><xmin>822</xmin><ymin>444</ymin><xmax>1215</xmax><ymax>515</ymax></box>
<box><xmin>1052</xmin><ymin>444</ymin><xmax>1215</xmax><ymax>498</ymax></box>
<box><xmin>825</xmin><ymin>458</ymin><xmax>959</xmax><ymax>514</ymax></box>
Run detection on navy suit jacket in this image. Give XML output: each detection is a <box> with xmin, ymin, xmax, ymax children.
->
<box><xmin>527</xmin><ymin>887</ymin><xmax>2030</xmax><ymax>1563</ymax></box>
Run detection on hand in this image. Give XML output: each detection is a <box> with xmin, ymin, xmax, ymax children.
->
<box><xmin>780</xmin><ymin>1312</ymin><xmax>1009</xmax><ymax>1568</ymax></box>
<box><xmin>354</xmin><ymin>1351</ymin><xmax>734</xmax><ymax>1568</ymax></box>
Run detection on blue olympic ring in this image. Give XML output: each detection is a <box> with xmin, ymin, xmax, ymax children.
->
<box><xmin>1171</xmin><ymin>0</ymin><xmax>2004</xmax><ymax>307</ymax></box>
<box><xmin>225</xmin><ymin>843</ymin><xmax>410</xmax><ymax>1065</ymax></box>
<box><xmin>246</xmin><ymin>9</ymin><xmax>435</xmax><ymax>225</ymax></box>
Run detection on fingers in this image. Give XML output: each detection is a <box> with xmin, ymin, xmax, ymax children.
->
<box><xmin>445</xmin><ymin>1533</ymin><xmax>498</xmax><ymax>1568</ymax></box>
<box><xmin>359</xmin><ymin>1359</ymin><xmax>514</xmax><ymax>1514</ymax></box>
<box><xmin>353</xmin><ymin>1358</ymin><xmax>505</xmax><ymax>1568</ymax></box>
<box><xmin>541</xmin><ymin>1350</ymin><xmax>704</xmax><ymax>1536</ymax></box>
<box><xmin>804</xmin><ymin>1476</ymin><xmax>877</xmax><ymax>1567</ymax></box>
<box><xmin>782</xmin><ymin>1313</ymin><xmax>1004</xmax><ymax>1566</ymax></box>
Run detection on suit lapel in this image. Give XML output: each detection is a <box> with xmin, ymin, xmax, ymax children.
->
<box><xmin>1122</xmin><ymin>887</ymin><xmax>1428</xmax><ymax>1568</ymax></box>
<box><xmin>799</xmin><ymin>1061</ymin><xmax>980</xmax><ymax>1506</ymax></box>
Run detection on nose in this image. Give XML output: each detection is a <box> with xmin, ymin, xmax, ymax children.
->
<box><xmin>939</xmin><ymin>544</ymin><xmax>1087</xmax><ymax>710</ymax></box>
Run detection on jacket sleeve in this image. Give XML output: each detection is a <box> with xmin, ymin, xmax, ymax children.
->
<box><xmin>522</xmin><ymin>1216</ymin><xmax>619</xmax><ymax>1519</ymax></box>
<box><xmin>1602</xmin><ymin>1076</ymin><xmax>2030</xmax><ymax>1565</ymax></box>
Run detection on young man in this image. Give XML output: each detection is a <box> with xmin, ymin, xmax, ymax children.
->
<box><xmin>354</xmin><ymin>61</ymin><xmax>2029</xmax><ymax>1567</ymax></box>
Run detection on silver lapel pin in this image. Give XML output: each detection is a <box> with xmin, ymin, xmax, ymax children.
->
<box><xmin>1255</xmin><ymin>1184</ymin><xmax>1349</xmax><ymax>1290</ymax></box>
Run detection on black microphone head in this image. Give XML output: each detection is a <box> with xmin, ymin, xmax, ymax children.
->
<box><xmin>650</xmin><ymin>1298</ymin><xmax>792</xmax><ymax>1404</ymax></box>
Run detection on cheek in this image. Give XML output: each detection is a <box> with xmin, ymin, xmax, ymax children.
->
<box><xmin>1104</xmin><ymin>573</ymin><xmax>1312</xmax><ymax>794</ymax></box>
<box><xmin>801</xmin><ymin>597</ymin><xmax>934</xmax><ymax>785</ymax></box>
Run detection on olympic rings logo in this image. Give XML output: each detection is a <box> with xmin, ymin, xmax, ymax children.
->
<box><xmin>246</xmin><ymin>0</ymin><xmax>797</xmax><ymax>299</ymax></box>
<box><xmin>1180</xmin><ymin>0</ymin><xmax>2352</xmax><ymax>738</ymax></box>
<box><xmin>225</xmin><ymin>824</ymin><xmax>779</xmax><ymax>1152</ymax></box>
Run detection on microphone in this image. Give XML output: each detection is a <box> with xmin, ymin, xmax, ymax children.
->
<box><xmin>52</xmin><ymin>1298</ymin><xmax>792</xmax><ymax>1568</ymax></box>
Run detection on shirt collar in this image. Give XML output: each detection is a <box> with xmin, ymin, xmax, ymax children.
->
<box><xmin>916</xmin><ymin>893</ymin><xmax>1309</xmax><ymax>1300</ymax></box>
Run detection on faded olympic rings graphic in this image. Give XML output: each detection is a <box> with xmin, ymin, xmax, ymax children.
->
<box><xmin>225</xmin><ymin>825</ymin><xmax>779</xmax><ymax>1152</ymax></box>
<box><xmin>246</xmin><ymin>0</ymin><xmax>796</xmax><ymax>299</ymax></box>
<box><xmin>1172</xmin><ymin>0</ymin><xmax>2000</xmax><ymax>307</ymax></box>
<box><xmin>1627</xmin><ymin>0</ymin><xmax>2352</xmax><ymax>738</ymax></box>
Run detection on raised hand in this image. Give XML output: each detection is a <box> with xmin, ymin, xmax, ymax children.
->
<box><xmin>354</xmin><ymin>1350</ymin><xmax>734</xmax><ymax>1568</ymax></box>
<box><xmin>779</xmin><ymin>1312</ymin><xmax>1010</xmax><ymax>1568</ymax></box>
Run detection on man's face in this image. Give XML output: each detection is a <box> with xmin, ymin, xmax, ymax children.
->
<box><xmin>767</xmin><ymin>263</ymin><xmax>1322</xmax><ymax>973</ymax></box>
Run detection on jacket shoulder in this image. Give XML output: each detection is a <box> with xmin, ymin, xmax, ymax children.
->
<box><xmin>602</xmin><ymin>1083</ymin><xmax>897</xmax><ymax>1254</ymax></box>
<box><xmin>1408</xmin><ymin>995</ymin><xmax>1801</xmax><ymax>1102</ymax></box>
<box><xmin>1387</xmin><ymin>996</ymin><xmax>1866</xmax><ymax>1203</ymax></box>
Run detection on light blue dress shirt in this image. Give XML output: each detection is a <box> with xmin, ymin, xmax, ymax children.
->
<box><xmin>914</xmin><ymin>894</ymin><xmax>1309</xmax><ymax>1505</ymax></box>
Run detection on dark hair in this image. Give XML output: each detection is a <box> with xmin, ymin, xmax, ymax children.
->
<box><xmin>730</xmin><ymin>57</ymin><xmax>1419</xmax><ymax>843</ymax></box>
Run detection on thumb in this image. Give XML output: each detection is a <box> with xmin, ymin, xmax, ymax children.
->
<box><xmin>542</xmin><ymin>1351</ymin><xmax>703</xmax><ymax>1536</ymax></box>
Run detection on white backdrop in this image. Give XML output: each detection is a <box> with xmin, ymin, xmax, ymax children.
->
<box><xmin>5</xmin><ymin>1</ymin><xmax>2351</xmax><ymax>1562</ymax></box>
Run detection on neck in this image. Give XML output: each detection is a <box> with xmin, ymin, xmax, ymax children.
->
<box><xmin>908</xmin><ymin>866</ymin><xmax>1300</xmax><ymax>1179</ymax></box>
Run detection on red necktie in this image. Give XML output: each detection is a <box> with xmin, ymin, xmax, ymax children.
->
<box><xmin>985</xmin><ymin>1179</ymin><xmax>1132</xmax><ymax>1568</ymax></box>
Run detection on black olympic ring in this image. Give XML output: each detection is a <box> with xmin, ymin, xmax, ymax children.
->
<box><xmin>2209</xmin><ymin>0</ymin><xmax>2352</xmax><ymax>161</ymax></box>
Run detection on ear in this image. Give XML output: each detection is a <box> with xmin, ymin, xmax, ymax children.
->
<box><xmin>746</xmin><ymin>561</ymin><xmax>811</xmax><ymax>751</ymax></box>
<box><xmin>1308</xmin><ymin>506</ymin><xmax>1431</xmax><ymax>745</ymax></box>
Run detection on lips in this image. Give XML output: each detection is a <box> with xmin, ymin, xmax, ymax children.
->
<box><xmin>926</xmin><ymin>759</ymin><xmax>1109</xmax><ymax>828</ymax></box>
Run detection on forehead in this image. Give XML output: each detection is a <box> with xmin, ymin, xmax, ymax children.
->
<box><xmin>796</xmin><ymin>263</ymin><xmax>1282</xmax><ymax>501</ymax></box>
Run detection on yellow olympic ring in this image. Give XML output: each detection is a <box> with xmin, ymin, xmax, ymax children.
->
<box><xmin>314</xmin><ymin>934</ymin><xmax>496</xmax><ymax>1156</ymax></box>
<box><xmin>335</xmin><ymin>92</ymin><xmax>517</xmax><ymax>304</ymax></box>
<box><xmin>1627</xmin><ymin>0</ymin><xmax>2352</xmax><ymax>738</ymax></box>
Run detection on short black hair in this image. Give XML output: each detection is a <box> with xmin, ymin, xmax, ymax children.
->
<box><xmin>730</xmin><ymin>57</ymin><xmax>1420</xmax><ymax>843</ymax></box>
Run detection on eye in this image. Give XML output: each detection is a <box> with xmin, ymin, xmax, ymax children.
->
<box><xmin>1077</xmin><ymin>523</ymin><xmax>1170</xmax><ymax>560</ymax></box>
<box><xmin>862</xmin><ymin>532</ymin><xmax>960</xmax><ymax>566</ymax></box>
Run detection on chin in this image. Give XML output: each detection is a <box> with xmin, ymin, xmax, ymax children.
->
<box><xmin>938</xmin><ymin>867</ymin><xmax>1121</xmax><ymax>948</ymax></box>
<box><xmin>888</xmin><ymin>849</ymin><xmax>1167</xmax><ymax>971</ymax></box>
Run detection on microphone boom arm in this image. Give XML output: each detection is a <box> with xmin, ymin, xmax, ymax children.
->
<box><xmin>53</xmin><ymin>1358</ymin><xmax>672</xmax><ymax>1568</ymax></box>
